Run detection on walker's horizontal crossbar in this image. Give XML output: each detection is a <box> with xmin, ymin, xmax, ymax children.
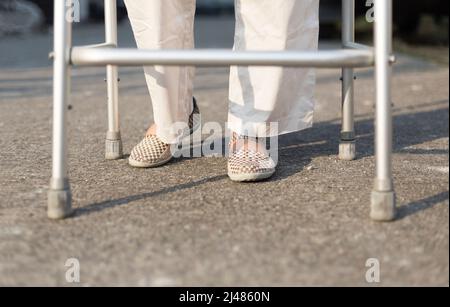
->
<box><xmin>70</xmin><ymin>47</ymin><xmax>375</xmax><ymax>68</ymax></box>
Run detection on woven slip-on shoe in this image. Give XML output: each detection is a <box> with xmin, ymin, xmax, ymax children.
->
<box><xmin>129</xmin><ymin>98</ymin><xmax>200</xmax><ymax>168</ymax></box>
<box><xmin>227</xmin><ymin>133</ymin><xmax>276</xmax><ymax>182</ymax></box>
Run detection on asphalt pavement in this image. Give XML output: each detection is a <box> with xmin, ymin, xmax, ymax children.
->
<box><xmin>0</xmin><ymin>17</ymin><xmax>448</xmax><ymax>286</ymax></box>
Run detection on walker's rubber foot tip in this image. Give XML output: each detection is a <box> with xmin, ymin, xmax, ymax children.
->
<box><xmin>370</xmin><ymin>190</ymin><xmax>396</xmax><ymax>221</ymax></box>
<box><xmin>47</xmin><ymin>189</ymin><xmax>73</xmax><ymax>219</ymax></box>
<box><xmin>105</xmin><ymin>138</ymin><xmax>123</xmax><ymax>160</ymax></box>
<box><xmin>339</xmin><ymin>141</ymin><xmax>356</xmax><ymax>161</ymax></box>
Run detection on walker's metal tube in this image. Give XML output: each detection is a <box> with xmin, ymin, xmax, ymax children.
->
<box><xmin>48</xmin><ymin>0</ymin><xmax>73</xmax><ymax>219</ymax></box>
<box><xmin>104</xmin><ymin>0</ymin><xmax>122</xmax><ymax>160</ymax></box>
<box><xmin>339</xmin><ymin>0</ymin><xmax>356</xmax><ymax>161</ymax></box>
<box><xmin>371</xmin><ymin>0</ymin><xmax>396</xmax><ymax>221</ymax></box>
<box><xmin>71</xmin><ymin>48</ymin><xmax>374</xmax><ymax>68</ymax></box>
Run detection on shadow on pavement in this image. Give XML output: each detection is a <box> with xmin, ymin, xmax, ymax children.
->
<box><xmin>273</xmin><ymin>102</ymin><xmax>449</xmax><ymax>180</ymax></box>
<box><xmin>397</xmin><ymin>191</ymin><xmax>449</xmax><ymax>220</ymax></box>
<box><xmin>75</xmin><ymin>174</ymin><xmax>228</xmax><ymax>217</ymax></box>
<box><xmin>76</xmin><ymin>102</ymin><xmax>449</xmax><ymax>218</ymax></box>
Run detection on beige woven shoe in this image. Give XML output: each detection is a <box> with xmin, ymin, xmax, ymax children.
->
<box><xmin>129</xmin><ymin>99</ymin><xmax>200</xmax><ymax>168</ymax></box>
<box><xmin>227</xmin><ymin>133</ymin><xmax>276</xmax><ymax>182</ymax></box>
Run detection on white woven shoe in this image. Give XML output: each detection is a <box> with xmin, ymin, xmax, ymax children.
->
<box><xmin>129</xmin><ymin>99</ymin><xmax>200</xmax><ymax>168</ymax></box>
<box><xmin>227</xmin><ymin>133</ymin><xmax>276</xmax><ymax>182</ymax></box>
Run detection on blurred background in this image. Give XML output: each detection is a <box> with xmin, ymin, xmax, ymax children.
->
<box><xmin>0</xmin><ymin>0</ymin><xmax>448</xmax><ymax>64</ymax></box>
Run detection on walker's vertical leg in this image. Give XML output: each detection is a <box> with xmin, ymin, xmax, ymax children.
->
<box><xmin>371</xmin><ymin>0</ymin><xmax>396</xmax><ymax>221</ymax></box>
<box><xmin>48</xmin><ymin>0</ymin><xmax>73</xmax><ymax>219</ymax></box>
<box><xmin>104</xmin><ymin>0</ymin><xmax>123</xmax><ymax>160</ymax></box>
<box><xmin>339</xmin><ymin>0</ymin><xmax>356</xmax><ymax>161</ymax></box>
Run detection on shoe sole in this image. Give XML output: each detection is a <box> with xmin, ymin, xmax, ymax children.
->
<box><xmin>128</xmin><ymin>155</ymin><xmax>173</xmax><ymax>168</ymax></box>
<box><xmin>228</xmin><ymin>169</ymin><xmax>275</xmax><ymax>182</ymax></box>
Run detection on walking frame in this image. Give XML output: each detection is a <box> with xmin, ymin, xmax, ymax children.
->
<box><xmin>48</xmin><ymin>0</ymin><xmax>396</xmax><ymax>221</ymax></box>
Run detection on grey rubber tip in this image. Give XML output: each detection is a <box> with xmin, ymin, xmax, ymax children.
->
<box><xmin>370</xmin><ymin>190</ymin><xmax>396</xmax><ymax>221</ymax></box>
<box><xmin>339</xmin><ymin>141</ymin><xmax>356</xmax><ymax>161</ymax></box>
<box><xmin>48</xmin><ymin>188</ymin><xmax>73</xmax><ymax>219</ymax></box>
<box><xmin>105</xmin><ymin>138</ymin><xmax>123</xmax><ymax>160</ymax></box>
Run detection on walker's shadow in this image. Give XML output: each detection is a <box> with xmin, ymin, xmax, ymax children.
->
<box><xmin>77</xmin><ymin>103</ymin><xmax>448</xmax><ymax>218</ymax></box>
<box><xmin>75</xmin><ymin>174</ymin><xmax>228</xmax><ymax>217</ymax></box>
<box><xmin>272</xmin><ymin>103</ymin><xmax>449</xmax><ymax>181</ymax></box>
<box><xmin>397</xmin><ymin>191</ymin><xmax>449</xmax><ymax>220</ymax></box>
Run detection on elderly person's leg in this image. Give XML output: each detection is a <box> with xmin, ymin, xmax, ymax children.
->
<box><xmin>124</xmin><ymin>0</ymin><xmax>198</xmax><ymax>167</ymax></box>
<box><xmin>228</xmin><ymin>0</ymin><xmax>320</xmax><ymax>181</ymax></box>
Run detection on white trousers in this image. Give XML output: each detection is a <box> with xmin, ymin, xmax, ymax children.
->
<box><xmin>124</xmin><ymin>0</ymin><xmax>319</xmax><ymax>144</ymax></box>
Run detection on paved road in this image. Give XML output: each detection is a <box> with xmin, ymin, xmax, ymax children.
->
<box><xmin>0</xmin><ymin>17</ymin><xmax>448</xmax><ymax>286</ymax></box>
